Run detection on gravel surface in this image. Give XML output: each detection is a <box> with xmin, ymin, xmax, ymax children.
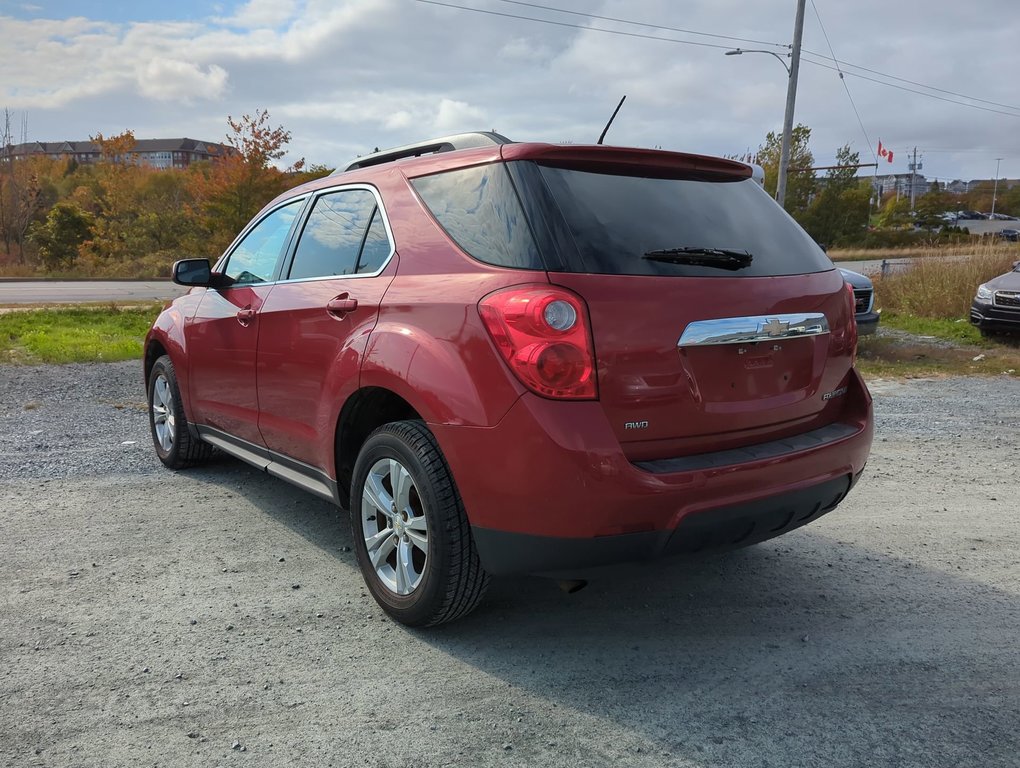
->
<box><xmin>1</xmin><ymin>362</ymin><xmax>1018</xmax><ymax>767</ymax></box>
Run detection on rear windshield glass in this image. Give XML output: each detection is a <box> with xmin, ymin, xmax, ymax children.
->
<box><xmin>535</xmin><ymin>165</ymin><xmax>832</xmax><ymax>277</ymax></box>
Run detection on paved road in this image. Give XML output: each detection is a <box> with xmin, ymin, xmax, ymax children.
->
<box><xmin>0</xmin><ymin>280</ymin><xmax>186</xmax><ymax>305</ymax></box>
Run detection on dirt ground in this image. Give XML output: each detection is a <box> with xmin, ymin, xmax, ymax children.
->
<box><xmin>1</xmin><ymin>364</ymin><xmax>1018</xmax><ymax>768</ymax></box>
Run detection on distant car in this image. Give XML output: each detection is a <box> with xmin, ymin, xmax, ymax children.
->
<box><xmin>988</xmin><ymin>213</ymin><xmax>1018</xmax><ymax>221</ymax></box>
<box><xmin>839</xmin><ymin>268</ymin><xmax>880</xmax><ymax>335</ymax></box>
<box><xmin>971</xmin><ymin>260</ymin><xmax>1020</xmax><ymax>336</ymax></box>
<box><xmin>957</xmin><ymin>210</ymin><xmax>986</xmax><ymax>220</ymax></box>
<box><xmin>995</xmin><ymin>229</ymin><xmax>1020</xmax><ymax>242</ymax></box>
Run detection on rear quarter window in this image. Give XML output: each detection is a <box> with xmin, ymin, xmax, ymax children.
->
<box><xmin>411</xmin><ymin>164</ymin><xmax>543</xmax><ymax>270</ymax></box>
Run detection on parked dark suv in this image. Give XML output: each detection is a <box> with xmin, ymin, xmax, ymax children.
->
<box><xmin>971</xmin><ymin>260</ymin><xmax>1020</xmax><ymax>335</ymax></box>
<box><xmin>145</xmin><ymin>132</ymin><xmax>873</xmax><ymax>626</ymax></box>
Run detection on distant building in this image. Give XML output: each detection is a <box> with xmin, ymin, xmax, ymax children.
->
<box><xmin>0</xmin><ymin>138</ymin><xmax>238</xmax><ymax>169</ymax></box>
<box><xmin>871</xmin><ymin>173</ymin><xmax>931</xmax><ymax>198</ymax></box>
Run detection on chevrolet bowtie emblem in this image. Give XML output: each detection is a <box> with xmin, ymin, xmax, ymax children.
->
<box><xmin>761</xmin><ymin>318</ymin><xmax>790</xmax><ymax>337</ymax></box>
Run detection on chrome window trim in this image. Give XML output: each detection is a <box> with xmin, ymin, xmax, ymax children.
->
<box><xmin>278</xmin><ymin>183</ymin><xmax>396</xmax><ymax>283</ymax></box>
<box><xmin>677</xmin><ymin>313</ymin><xmax>830</xmax><ymax>348</ymax></box>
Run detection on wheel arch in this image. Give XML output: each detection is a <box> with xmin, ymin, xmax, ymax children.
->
<box><xmin>335</xmin><ymin>387</ymin><xmax>423</xmax><ymax>503</ymax></box>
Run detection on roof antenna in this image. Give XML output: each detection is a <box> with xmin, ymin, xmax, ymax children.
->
<box><xmin>597</xmin><ymin>95</ymin><xmax>626</xmax><ymax>145</ymax></box>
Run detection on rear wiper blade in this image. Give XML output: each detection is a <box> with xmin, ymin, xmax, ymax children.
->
<box><xmin>643</xmin><ymin>247</ymin><xmax>753</xmax><ymax>270</ymax></box>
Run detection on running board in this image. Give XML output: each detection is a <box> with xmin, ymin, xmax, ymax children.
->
<box><xmin>196</xmin><ymin>426</ymin><xmax>340</xmax><ymax>505</ymax></box>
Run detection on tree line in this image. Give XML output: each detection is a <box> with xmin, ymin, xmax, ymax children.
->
<box><xmin>0</xmin><ymin>109</ymin><xmax>330</xmax><ymax>277</ymax></box>
<box><xmin>752</xmin><ymin>124</ymin><xmax>1020</xmax><ymax>248</ymax></box>
<box><xmin>3</xmin><ymin>114</ymin><xmax>1018</xmax><ymax>278</ymax></box>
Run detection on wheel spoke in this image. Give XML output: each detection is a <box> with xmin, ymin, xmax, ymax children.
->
<box><xmin>155</xmin><ymin>377</ymin><xmax>170</xmax><ymax>409</ymax></box>
<box><xmin>395</xmin><ymin>538</ymin><xmax>415</xmax><ymax>594</ymax></box>
<box><xmin>152</xmin><ymin>405</ymin><xmax>167</xmax><ymax>425</ymax></box>
<box><xmin>405</xmin><ymin>528</ymin><xmax>428</xmax><ymax>554</ymax></box>
<box><xmin>390</xmin><ymin>460</ymin><xmax>413</xmax><ymax>513</ymax></box>
<box><xmin>366</xmin><ymin>528</ymin><xmax>396</xmax><ymax>569</ymax></box>
<box><xmin>363</xmin><ymin>473</ymin><xmax>394</xmax><ymax>518</ymax></box>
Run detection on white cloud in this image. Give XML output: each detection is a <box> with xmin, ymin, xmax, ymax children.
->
<box><xmin>434</xmin><ymin>99</ymin><xmax>486</xmax><ymax>134</ymax></box>
<box><xmin>1</xmin><ymin>0</ymin><xmax>1019</xmax><ymax>180</ymax></box>
<box><xmin>136</xmin><ymin>60</ymin><xmax>229</xmax><ymax>103</ymax></box>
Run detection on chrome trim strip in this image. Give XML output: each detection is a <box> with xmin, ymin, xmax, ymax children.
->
<box><xmin>677</xmin><ymin>313</ymin><xmax>829</xmax><ymax>347</ymax></box>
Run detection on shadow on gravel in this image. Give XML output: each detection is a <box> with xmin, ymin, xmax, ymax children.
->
<box><xmin>187</xmin><ymin>456</ymin><xmax>1019</xmax><ymax>767</ymax></box>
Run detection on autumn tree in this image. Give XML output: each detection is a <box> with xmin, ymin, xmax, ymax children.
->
<box><xmin>91</xmin><ymin>130</ymin><xmax>137</xmax><ymax>163</ymax></box>
<box><xmin>188</xmin><ymin>108</ymin><xmax>303</xmax><ymax>255</ymax></box>
<box><xmin>800</xmin><ymin>145</ymin><xmax>871</xmax><ymax>246</ymax></box>
<box><xmin>754</xmin><ymin>123</ymin><xmax>816</xmax><ymax>215</ymax></box>
<box><xmin>28</xmin><ymin>201</ymin><xmax>94</xmax><ymax>270</ymax></box>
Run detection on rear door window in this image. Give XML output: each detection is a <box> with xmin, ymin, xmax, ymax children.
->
<box><xmin>288</xmin><ymin>188</ymin><xmax>392</xmax><ymax>280</ymax></box>
<box><xmin>533</xmin><ymin>165</ymin><xmax>832</xmax><ymax>277</ymax></box>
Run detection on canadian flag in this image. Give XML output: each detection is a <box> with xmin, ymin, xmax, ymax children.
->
<box><xmin>878</xmin><ymin>140</ymin><xmax>894</xmax><ymax>163</ymax></box>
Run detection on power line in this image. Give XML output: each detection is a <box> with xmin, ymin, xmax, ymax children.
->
<box><xmin>490</xmin><ymin>0</ymin><xmax>788</xmax><ymax>49</ymax></box>
<box><xmin>414</xmin><ymin>0</ymin><xmax>1020</xmax><ymax>120</ymax></box>
<box><xmin>809</xmin><ymin>0</ymin><xmax>876</xmax><ymax>164</ymax></box>
<box><xmin>413</xmin><ymin>0</ymin><xmax>741</xmax><ymax>51</ymax></box>
<box><xmin>801</xmin><ymin>56</ymin><xmax>1020</xmax><ymax>119</ymax></box>
<box><xmin>800</xmin><ymin>48</ymin><xmax>1020</xmax><ymax>113</ymax></box>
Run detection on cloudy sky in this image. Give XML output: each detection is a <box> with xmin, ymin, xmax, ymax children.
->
<box><xmin>1</xmin><ymin>0</ymin><xmax>1018</xmax><ymax>183</ymax></box>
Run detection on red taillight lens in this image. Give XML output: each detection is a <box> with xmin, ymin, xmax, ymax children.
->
<box><xmin>845</xmin><ymin>282</ymin><xmax>859</xmax><ymax>365</ymax></box>
<box><xmin>478</xmin><ymin>285</ymin><xmax>597</xmax><ymax>400</ymax></box>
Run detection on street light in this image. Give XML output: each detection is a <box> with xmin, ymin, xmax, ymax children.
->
<box><xmin>725</xmin><ymin>0</ymin><xmax>806</xmax><ymax>209</ymax></box>
<box><xmin>725</xmin><ymin>48</ymin><xmax>790</xmax><ymax>76</ymax></box>
<box><xmin>991</xmin><ymin>158</ymin><xmax>1002</xmax><ymax>217</ymax></box>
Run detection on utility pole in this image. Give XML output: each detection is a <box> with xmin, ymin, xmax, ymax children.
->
<box><xmin>908</xmin><ymin>147</ymin><xmax>922</xmax><ymax>212</ymax></box>
<box><xmin>991</xmin><ymin>158</ymin><xmax>1002</xmax><ymax>216</ymax></box>
<box><xmin>775</xmin><ymin>0</ymin><xmax>806</xmax><ymax>209</ymax></box>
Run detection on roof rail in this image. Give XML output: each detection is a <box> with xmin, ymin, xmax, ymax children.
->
<box><xmin>339</xmin><ymin>131</ymin><xmax>513</xmax><ymax>174</ymax></box>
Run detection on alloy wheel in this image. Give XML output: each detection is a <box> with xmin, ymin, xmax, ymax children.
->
<box><xmin>361</xmin><ymin>458</ymin><xmax>429</xmax><ymax>595</ymax></box>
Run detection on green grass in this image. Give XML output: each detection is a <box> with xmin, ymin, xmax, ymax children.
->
<box><xmin>880</xmin><ymin>312</ymin><xmax>987</xmax><ymax>344</ymax></box>
<box><xmin>0</xmin><ymin>304</ymin><xmax>162</xmax><ymax>364</ymax></box>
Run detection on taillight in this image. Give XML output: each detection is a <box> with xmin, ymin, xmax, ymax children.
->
<box><xmin>478</xmin><ymin>285</ymin><xmax>597</xmax><ymax>400</ymax></box>
<box><xmin>845</xmin><ymin>282</ymin><xmax>859</xmax><ymax>365</ymax></box>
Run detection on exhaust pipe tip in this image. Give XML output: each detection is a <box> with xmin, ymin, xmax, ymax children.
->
<box><xmin>557</xmin><ymin>579</ymin><xmax>588</xmax><ymax>594</ymax></box>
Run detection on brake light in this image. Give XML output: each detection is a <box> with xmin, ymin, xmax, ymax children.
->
<box><xmin>478</xmin><ymin>285</ymin><xmax>597</xmax><ymax>400</ymax></box>
<box><xmin>845</xmin><ymin>282</ymin><xmax>859</xmax><ymax>365</ymax></box>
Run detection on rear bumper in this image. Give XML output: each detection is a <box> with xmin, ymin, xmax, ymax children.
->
<box><xmin>431</xmin><ymin>369</ymin><xmax>873</xmax><ymax>575</ymax></box>
<box><xmin>473</xmin><ymin>473</ymin><xmax>857</xmax><ymax>575</ymax></box>
<box><xmin>970</xmin><ymin>300</ymin><xmax>1020</xmax><ymax>332</ymax></box>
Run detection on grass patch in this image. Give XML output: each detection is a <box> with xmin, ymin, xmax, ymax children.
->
<box><xmin>856</xmin><ymin>334</ymin><xmax>1019</xmax><ymax>379</ymax></box>
<box><xmin>880</xmin><ymin>313</ymin><xmax>986</xmax><ymax>344</ymax></box>
<box><xmin>872</xmin><ymin>247</ymin><xmax>1017</xmax><ymax>318</ymax></box>
<box><xmin>829</xmin><ymin>242</ymin><xmax>1019</xmax><ymax>263</ymax></box>
<box><xmin>0</xmin><ymin>304</ymin><xmax>162</xmax><ymax>364</ymax></box>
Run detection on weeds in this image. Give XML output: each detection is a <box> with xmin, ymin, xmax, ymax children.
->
<box><xmin>871</xmin><ymin>246</ymin><xmax>1017</xmax><ymax>319</ymax></box>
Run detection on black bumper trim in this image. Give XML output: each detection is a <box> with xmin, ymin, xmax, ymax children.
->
<box><xmin>472</xmin><ymin>474</ymin><xmax>854</xmax><ymax>576</ymax></box>
<box><xmin>633</xmin><ymin>422</ymin><xmax>858</xmax><ymax>474</ymax></box>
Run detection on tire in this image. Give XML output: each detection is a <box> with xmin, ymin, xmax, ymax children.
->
<box><xmin>351</xmin><ymin>420</ymin><xmax>489</xmax><ymax>627</ymax></box>
<box><xmin>147</xmin><ymin>354</ymin><xmax>212</xmax><ymax>469</ymax></box>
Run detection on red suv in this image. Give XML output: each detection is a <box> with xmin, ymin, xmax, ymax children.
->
<box><xmin>145</xmin><ymin>132</ymin><xmax>873</xmax><ymax>626</ymax></box>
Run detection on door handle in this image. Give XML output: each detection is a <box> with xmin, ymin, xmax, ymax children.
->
<box><xmin>236</xmin><ymin>306</ymin><xmax>256</xmax><ymax>326</ymax></box>
<box><xmin>327</xmin><ymin>294</ymin><xmax>359</xmax><ymax>319</ymax></box>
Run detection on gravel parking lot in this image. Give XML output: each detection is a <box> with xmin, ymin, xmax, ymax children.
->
<box><xmin>1</xmin><ymin>362</ymin><xmax>1018</xmax><ymax>768</ymax></box>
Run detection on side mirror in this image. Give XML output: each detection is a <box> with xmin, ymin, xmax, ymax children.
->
<box><xmin>172</xmin><ymin>258</ymin><xmax>212</xmax><ymax>286</ymax></box>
